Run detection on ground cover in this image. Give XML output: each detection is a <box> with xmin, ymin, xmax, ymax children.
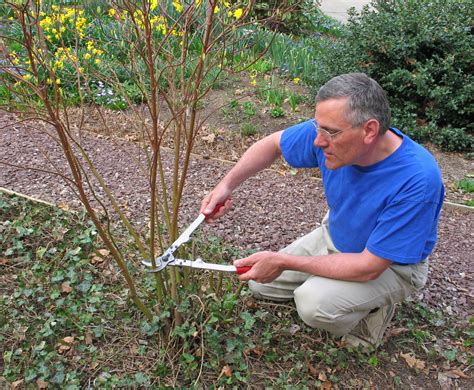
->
<box><xmin>1</xmin><ymin>191</ymin><xmax>472</xmax><ymax>388</ymax></box>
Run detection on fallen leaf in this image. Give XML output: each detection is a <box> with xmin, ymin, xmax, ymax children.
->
<box><xmin>61</xmin><ymin>282</ymin><xmax>72</xmax><ymax>294</ymax></box>
<box><xmin>388</xmin><ymin>327</ymin><xmax>408</xmax><ymax>337</ymax></box>
<box><xmin>244</xmin><ymin>299</ymin><xmax>259</xmax><ymax>309</ymax></box>
<box><xmin>98</xmin><ymin>249</ymin><xmax>110</xmax><ymax>257</ymax></box>
<box><xmin>321</xmin><ymin>381</ymin><xmax>332</xmax><ymax>390</ymax></box>
<box><xmin>438</xmin><ymin>372</ymin><xmax>451</xmax><ymax>388</ymax></box>
<box><xmin>400</xmin><ymin>352</ymin><xmax>426</xmax><ymax>369</ymax></box>
<box><xmin>85</xmin><ymin>333</ymin><xmax>93</xmax><ymax>345</ymax></box>
<box><xmin>445</xmin><ymin>369</ymin><xmax>469</xmax><ymax>379</ymax></box>
<box><xmin>220</xmin><ymin>365</ymin><xmax>232</xmax><ymax>378</ymax></box>
<box><xmin>57</xmin><ymin>336</ymin><xmax>75</xmax><ymax>353</ymax></box>
<box><xmin>16</xmin><ymin>326</ymin><xmax>28</xmax><ymax>341</ymax></box>
<box><xmin>202</xmin><ymin>133</ymin><xmax>216</xmax><ymax>143</ymax></box>
<box><xmin>247</xmin><ymin>346</ymin><xmax>264</xmax><ymax>357</ymax></box>
<box><xmin>318</xmin><ymin>371</ymin><xmax>328</xmax><ymax>382</ymax></box>
<box><xmin>307</xmin><ymin>362</ymin><xmax>318</xmax><ymax>376</ymax></box>
<box><xmin>0</xmin><ymin>258</ymin><xmax>8</xmax><ymax>265</ymax></box>
<box><xmin>90</xmin><ymin>255</ymin><xmax>104</xmax><ymax>264</ymax></box>
<box><xmin>36</xmin><ymin>378</ymin><xmax>48</xmax><ymax>389</ymax></box>
<box><xmin>289</xmin><ymin>324</ymin><xmax>301</xmax><ymax>335</ymax></box>
<box><xmin>58</xmin><ymin>202</ymin><xmax>70</xmax><ymax>211</ymax></box>
<box><xmin>11</xmin><ymin>379</ymin><xmax>24</xmax><ymax>389</ymax></box>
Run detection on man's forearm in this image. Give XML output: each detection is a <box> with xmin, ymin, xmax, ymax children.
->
<box><xmin>280</xmin><ymin>250</ymin><xmax>391</xmax><ymax>282</ymax></box>
<box><xmin>236</xmin><ymin>249</ymin><xmax>392</xmax><ymax>283</ymax></box>
<box><xmin>219</xmin><ymin>131</ymin><xmax>282</xmax><ymax>192</ymax></box>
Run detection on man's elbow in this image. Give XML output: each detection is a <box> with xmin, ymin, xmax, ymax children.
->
<box><xmin>360</xmin><ymin>251</ymin><xmax>392</xmax><ymax>282</ymax></box>
<box><xmin>364</xmin><ymin>269</ymin><xmax>385</xmax><ymax>281</ymax></box>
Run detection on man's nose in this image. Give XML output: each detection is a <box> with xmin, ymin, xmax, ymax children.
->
<box><xmin>314</xmin><ymin>131</ymin><xmax>328</xmax><ymax>147</ymax></box>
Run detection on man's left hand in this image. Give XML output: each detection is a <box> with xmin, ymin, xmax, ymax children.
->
<box><xmin>234</xmin><ymin>251</ymin><xmax>283</xmax><ymax>283</ymax></box>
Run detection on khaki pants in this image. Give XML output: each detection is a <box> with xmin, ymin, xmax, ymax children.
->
<box><xmin>249</xmin><ymin>213</ymin><xmax>429</xmax><ymax>336</ymax></box>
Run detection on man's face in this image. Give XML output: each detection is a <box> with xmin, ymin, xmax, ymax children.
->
<box><xmin>313</xmin><ymin>98</ymin><xmax>367</xmax><ymax>170</ymax></box>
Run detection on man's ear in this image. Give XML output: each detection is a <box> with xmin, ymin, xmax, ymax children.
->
<box><xmin>363</xmin><ymin>119</ymin><xmax>380</xmax><ymax>144</ymax></box>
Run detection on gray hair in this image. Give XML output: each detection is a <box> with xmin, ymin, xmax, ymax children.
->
<box><xmin>316</xmin><ymin>73</ymin><xmax>391</xmax><ymax>134</ymax></box>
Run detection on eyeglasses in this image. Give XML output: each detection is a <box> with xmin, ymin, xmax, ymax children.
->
<box><xmin>311</xmin><ymin>119</ymin><xmax>344</xmax><ymax>140</ymax></box>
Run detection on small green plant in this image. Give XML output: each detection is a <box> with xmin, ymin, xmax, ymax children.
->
<box><xmin>269</xmin><ymin>107</ymin><xmax>285</xmax><ymax>118</ymax></box>
<box><xmin>288</xmin><ymin>92</ymin><xmax>304</xmax><ymax>112</ymax></box>
<box><xmin>256</xmin><ymin>75</ymin><xmax>285</xmax><ymax>108</ymax></box>
<box><xmin>242</xmin><ymin>101</ymin><xmax>256</xmax><ymax>117</ymax></box>
<box><xmin>222</xmin><ymin>99</ymin><xmax>241</xmax><ymax>120</ymax></box>
<box><xmin>367</xmin><ymin>355</ymin><xmax>379</xmax><ymax>367</ymax></box>
<box><xmin>241</xmin><ymin>122</ymin><xmax>258</xmax><ymax>137</ymax></box>
<box><xmin>247</xmin><ymin>58</ymin><xmax>274</xmax><ymax>73</ymax></box>
<box><xmin>456</xmin><ymin>178</ymin><xmax>474</xmax><ymax>193</ymax></box>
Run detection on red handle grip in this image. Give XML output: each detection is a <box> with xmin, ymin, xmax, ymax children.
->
<box><xmin>236</xmin><ymin>266</ymin><xmax>251</xmax><ymax>275</ymax></box>
<box><xmin>205</xmin><ymin>201</ymin><xmax>227</xmax><ymax>220</ymax></box>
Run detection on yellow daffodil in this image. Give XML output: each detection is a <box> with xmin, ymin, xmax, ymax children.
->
<box><xmin>233</xmin><ymin>8</ymin><xmax>243</xmax><ymax>19</ymax></box>
<box><xmin>173</xmin><ymin>0</ymin><xmax>183</xmax><ymax>13</ymax></box>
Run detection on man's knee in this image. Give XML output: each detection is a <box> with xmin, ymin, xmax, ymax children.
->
<box><xmin>293</xmin><ymin>281</ymin><xmax>360</xmax><ymax>336</ymax></box>
<box><xmin>248</xmin><ymin>280</ymin><xmax>294</xmax><ymax>302</ymax></box>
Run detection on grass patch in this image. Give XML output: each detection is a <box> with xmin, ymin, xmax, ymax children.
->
<box><xmin>1</xmin><ymin>192</ymin><xmax>472</xmax><ymax>388</ymax></box>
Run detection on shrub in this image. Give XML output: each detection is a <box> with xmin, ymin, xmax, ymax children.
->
<box><xmin>252</xmin><ymin>0</ymin><xmax>322</xmax><ymax>35</ymax></box>
<box><xmin>310</xmin><ymin>0</ymin><xmax>473</xmax><ymax>152</ymax></box>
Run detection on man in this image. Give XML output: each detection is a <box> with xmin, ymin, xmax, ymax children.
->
<box><xmin>200</xmin><ymin>73</ymin><xmax>444</xmax><ymax>349</ymax></box>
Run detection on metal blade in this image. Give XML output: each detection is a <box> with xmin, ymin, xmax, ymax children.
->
<box><xmin>144</xmin><ymin>213</ymin><xmax>206</xmax><ymax>271</ymax></box>
<box><xmin>171</xmin><ymin>213</ymin><xmax>206</xmax><ymax>249</ymax></box>
<box><xmin>143</xmin><ymin>257</ymin><xmax>237</xmax><ymax>273</ymax></box>
<box><xmin>173</xmin><ymin>258</ymin><xmax>237</xmax><ymax>272</ymax></box>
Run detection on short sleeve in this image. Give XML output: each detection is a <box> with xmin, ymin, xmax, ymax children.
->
<box><xmin>366</xmin><ymin>199</ymin><xmax>441</xmax><ymax>264</ymax></box>
<box><xmin>280</xmin><ymin>120</ymin><xmax>320</xmax><ymax>168</ymax></box>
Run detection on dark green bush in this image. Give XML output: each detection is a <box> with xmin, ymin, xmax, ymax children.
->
<box><xmin>252</xmin><ymin>0</ymin><xmax>322</xmax><ymax>35</ymax></box>
<box><xmin>310</xmin><ymin>0</ymin><xmax>473</xmax><ymax>152</ymax></box>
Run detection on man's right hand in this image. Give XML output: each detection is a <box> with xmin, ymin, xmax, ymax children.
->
<box><xmin>200</xmin><ymin>187</ymin><xmax>233</xmax><ymax>223</ymax></box>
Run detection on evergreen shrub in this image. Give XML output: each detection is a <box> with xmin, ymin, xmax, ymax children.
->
<box><xmin>309</xmin><ymin>0</ymin><xmax>473</xmax><ymax>152</ymax></box>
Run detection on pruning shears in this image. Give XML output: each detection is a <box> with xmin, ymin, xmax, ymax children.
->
<box><xmin>141</xmin><ymin>203</ymin><xmax>251</xmax><ymax>275</ymax></box>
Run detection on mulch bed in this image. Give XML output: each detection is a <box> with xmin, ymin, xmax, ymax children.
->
<box><xmin>1</xmin><ymin>111</ymin><xmax>472</xmax><ymax>320</ymax></box>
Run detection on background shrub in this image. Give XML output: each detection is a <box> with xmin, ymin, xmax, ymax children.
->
<box><xmin>309</xmin><ymin>0</ymin><xmax>473</xmax><ymax>152</ymax></box>
<box><xmin>252</xmin><ymin>0</ymin><xmax>322</xmax><ymax>35</ymax></box>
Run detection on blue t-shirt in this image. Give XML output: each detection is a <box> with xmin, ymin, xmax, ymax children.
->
<box><xmin>280</xmin><ymin>120</ymin><xmax>445</xmax><ymax>264</ymax></box>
